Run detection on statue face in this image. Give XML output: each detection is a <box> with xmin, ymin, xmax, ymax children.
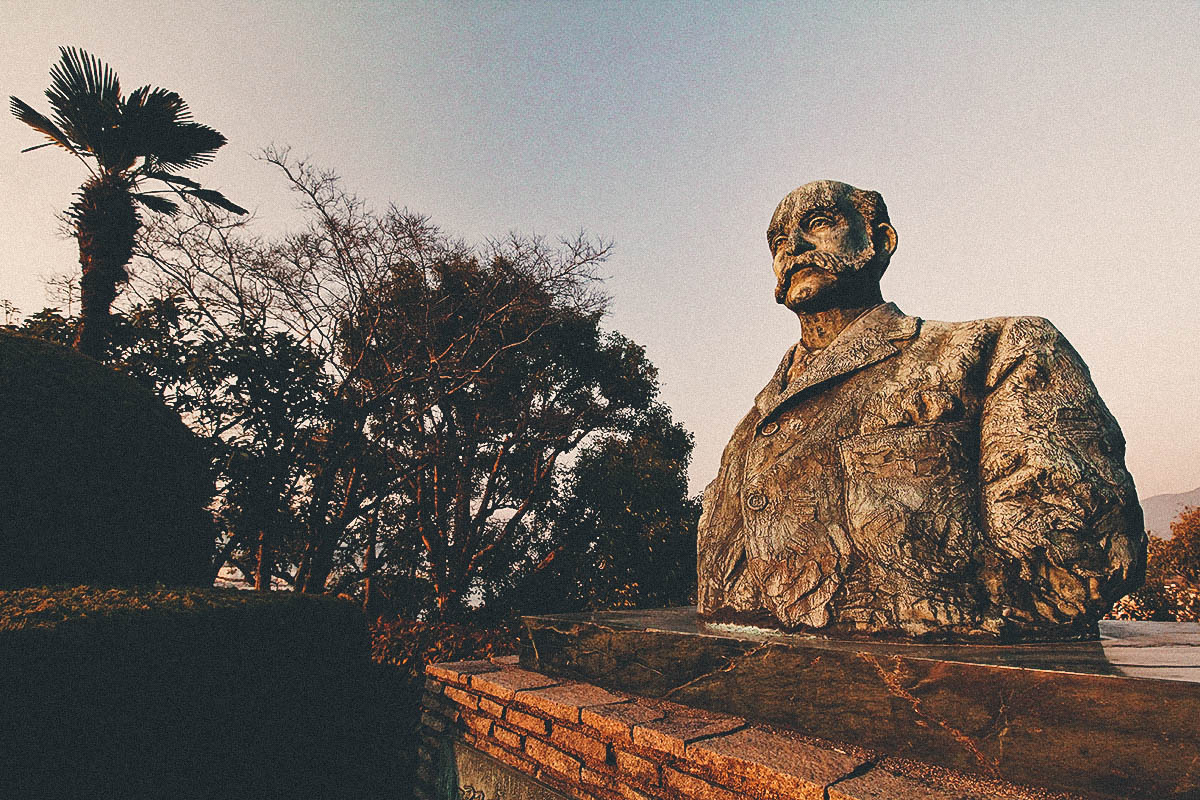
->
<box><xmin>769</xmin><ymin>181</ymin><xmax>896</xmax><ymax>313</ymax></box>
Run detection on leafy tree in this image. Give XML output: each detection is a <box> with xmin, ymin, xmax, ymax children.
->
<box><xmin>10</xmin><ymin>46</ymin><xmax>246</xmax><ymax>359</ymax></box>
<box><xmin>1161</xmin><ymin>507</ymin><xmax>1200</xmax><ymax>585</ymax></box>
<box><xmin>508</xmin><ymin>408</ymin><xmax>700</xmax><ymax>615</ymax></box>
<box><xmin>1109</xmin><ymin>507</ymin><xmax>1200</xmax><ymax>621</ymax></box>
<box><xmin>344</xmin><ymin>236</ymin><xmax>662</xmax><ymax>619</ymax></box>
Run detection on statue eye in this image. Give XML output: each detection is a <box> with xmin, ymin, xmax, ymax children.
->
<box><xmin>772</xmin><ymin>235</ymin><xmax>790</xmax><ymax>253</ymax></box>
<box><xmin>806</xmin><ymin>215</ymin><xmax>834</xmax><ymax>230</ymax></box>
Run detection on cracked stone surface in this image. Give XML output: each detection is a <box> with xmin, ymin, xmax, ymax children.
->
<box><xmin>697</xmin><ymin>181</ymin><xmax>1145</xmax><ymax>642</ymax></box>
<box><xmin>686</xmin><ymin>725</ymin><xmax>868</xmax><ymax>799</ymax></box>
<box><xmin>521</xmin><ymin>609</ymin><xmax>1200</xmax><ymax>799</ymax></box>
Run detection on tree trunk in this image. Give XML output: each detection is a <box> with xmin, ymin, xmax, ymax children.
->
<box><xmin>71</xmin><ymin>175</ymin><xmax>139</xmax><ymax>360</ymax></box>
<box><xmin>254</xmin><ymin>530</ymin><xmax>270</xmax><ymax>591</ymax></box>
<box><xmin>363</xmin><ymin>526</ymin><xmax>376</xmax><ymax>616</ymax></box>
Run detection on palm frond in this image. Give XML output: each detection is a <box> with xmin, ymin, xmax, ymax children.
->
<box><xmin>133</xmin><ymin>192</ymin><xmax>181</xmax><ymax>215</ymax></box>
<box><xmin>142</xmin><ymin>170</ymin><xmax>200</xmax><ymax>188</ymax></box>
<box><xmin>44</xmin><ymin>47</ymin><xmax>123</xmax><ymax>166</ymax></box>
<box><xmin>180</xmin><ymin>188</ymin><xmax>248</xmax><ymax>215</ymax></box>
<box><xmin>146</xmin><ymin>122</ymin><xmax>228</xmax><ymax>171</ymax></box>
<box><xmin>9</xmin><ymin>95</ymin><xmax>80</xmax><ymax>155</ymax></box>
<box><xmin>124</xmin><ymin>86</ymin><xmax>192</xmax><ymax>126</ymax></box>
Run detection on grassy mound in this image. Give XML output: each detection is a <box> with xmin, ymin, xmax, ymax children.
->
<box><xmin>0</xmin><ymin>331</ymin><xmax>214</xmax><ymax>587</ymax></box>
<box><xmin>0</xmin><ymin>586</ymin><xmax>406</xmax><ymax>798</ymax></box>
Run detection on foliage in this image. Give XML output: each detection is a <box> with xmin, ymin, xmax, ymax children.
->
<box><xmin>10</xmin><ymin>46</ymin><xmax>245</xmax><ymax>358</ymax></box>
<box><xmin>344</xmin><ymin>223</ymin><xmax>663</xmax><ymax>618</ymax></box>
<box><xmin>370</xmin><ymin>617</ymin><xmax>519</xmax><ymax>675</ymax></box>
<box><xmin>1108</xmin><ymin>508</ymin><xmax>1200</xmax><ymax>622</ymax></box>
<box><xmin>0</xmin><ymin>584</ymin><xmax>281</xmax><ymax>631</ymax></box>
<box><xmin>506</xmin><ymin>407</ymin><xmax>700</xmax><ymax>614</ymax></box>
<box><xmin>0</xmin><ymin>585</ymin><xmax>403</xmax><ymax>798</ymax></box>
<box><xmin>0</xmin><ymin>330</ymin><xmax>213</xmax><ymax>588</ymax></box>
<box><xmin>7</xmin><ymin>150</ymin><xmax>698</xmax><ymax>621</ymax></box>
<box><xmin>1160</xmin><ymin>506</ymin><xmax>1200</xmax><ymax>585</ymax></box>
<box><xmin>370</xmin><ymin>617</ymin><xmax>519</xmax><ymax>796</ymax></box>
<box><xmin>133</xmin><ymin>151</ymin><xmax>691</xmax><ymax>618</ymax></box>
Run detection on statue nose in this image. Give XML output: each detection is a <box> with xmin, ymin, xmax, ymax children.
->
<box><xmin>788</xmin><ymin>237</ymin><xmax>815</xmax><ymax>256</ymax></box>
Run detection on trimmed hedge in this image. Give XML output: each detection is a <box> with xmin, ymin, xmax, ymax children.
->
<box><xmin>0</xmin><ymin>331</ymin><xmax>214</xmax><ymax>587</ymax></box>
<box><xmin>0</xmin><ymin>586</ymin><xmax>407</xmax><ymax>799</ymax></box>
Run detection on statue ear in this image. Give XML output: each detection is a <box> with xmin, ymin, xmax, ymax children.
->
<box><xmin>875</xmin><ymin>222</ymin><xmax>897</xmax><ymax>257</ymax></box>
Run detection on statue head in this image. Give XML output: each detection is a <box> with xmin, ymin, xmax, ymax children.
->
<box><xmin>768</xmin><ymin>180</ymin><xmax>897</xmax><ymax>313</ymax></box>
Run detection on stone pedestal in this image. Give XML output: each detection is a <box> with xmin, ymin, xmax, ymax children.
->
<box><xmin>519</xmin><ymin>608</ymin><xmax>1200</xmax><ymax>800</ymax></box>
<box><xmin>416</xmin><ymin>656</ymin><xmax>1082</xmax><ymax>800</ymax></box>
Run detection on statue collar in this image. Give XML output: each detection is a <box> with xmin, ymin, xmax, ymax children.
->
<box><xmin>754</xmin><ymin>302</ymin><xmax>920</xmax><ymax>421</ymax></box>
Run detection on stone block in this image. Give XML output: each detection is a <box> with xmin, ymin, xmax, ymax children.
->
<box><xmin>614</xmin><ymin>749</ymin><xmax>660</xmax><ymax>786</ymax></box>
<box><xmin>518</xmin><ymin>681</ymin><xmax>628</xmax><ymax>723</ymax></box>
<box><xmin>582</xmin><ymin>700</ymin><xmax>667</xmax><ymax>744</ymax></box>
<box><xmin>616</xmin><ymin>784</ymin><xmax>661</xmax><ymax>800</ymax></box>
<box><xmin>686</xmin><ymin>725</ymin><xmax>866</xmax><ymax>799</ymax></box>
<box><xmin>473</xmin><ymin>735</ymin><xmax>539</xmax><ymax>777</ymax></box>
<box><xmin>480</xmin><ymin>696</ymin><xmax>506</xmax><ymax>718</ymax></box>
<box><xmin>526</xmin><ymin>737</ymin><xmax>583</xmax><ymax>781</ymax></box>
<box><xmin>493</xmin><ymin>723</ymin><xmax>524</xmax><ymax>751</ymax></box>
<box><xmin>506</xmin><ymin>706</ymin><xmax>551</xmax><ymax>736</ymax></box>
<box><xmin>550</xmin><ymin>723</ymin><xmax>609</xmax><ymax>764</ymax></box>
<box><xmin>492</xmin><ymin>654</ymin><xmax>521</xmax><ymax>665</ymax></box>
<box><xmin>516</xmin><ymin>681</ymin><xmax>628</xmax><ymax>724</ymax></box>
<box><xmin>631</xmin><ymin>701</ymin><xmax>744</xmax><ymax>758</ymax></box>
<box><xmin>463</xmin><ymin>711</ymin><xmax>494</xmax><ymax>738</ymax></box>
<box><xmin>426</xmin><ymin>658</ymin><xmax>500</xmax><ymax>685</ymax></box>
<box><xmin>472</xmin><ymin>666</ymin><xmax>561</xmax><ymax>701</ymax></box>
<box><xmin>418</xmin><ymin>710</ymin><xmax>446</xmax><ymax>733</ymax></box>
<box><xmin>663</xmin><ymin>768</ymin><xmax>742</xmax><ymax>800</ymax></box>
<box><xmin>442</xmin><ymin>684</ymin><xmax>479</xmax><ymax>710</ymax></box>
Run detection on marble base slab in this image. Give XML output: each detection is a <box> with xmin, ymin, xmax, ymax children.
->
<box><xmin>520</xmin><ymin>607</ymin><xmax>1200</xmax><ymax>800</ymax></box>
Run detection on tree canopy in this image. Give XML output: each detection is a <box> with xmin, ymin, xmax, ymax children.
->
<box><xmin>5</xmin><ymin>150</ymin><xmax>699</xmax><ymax>620</ymax></box>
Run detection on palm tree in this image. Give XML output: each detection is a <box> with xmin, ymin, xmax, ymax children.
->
<box><xmin>10</xmin><ymin>47</ymin><xmax>246</xmax><ymax>359</ymax></box>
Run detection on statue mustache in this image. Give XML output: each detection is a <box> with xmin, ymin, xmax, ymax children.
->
<box><xmin>775</xmin><ymin>250</ymin><xmax>870</xmax><ymax>302</ymax></box>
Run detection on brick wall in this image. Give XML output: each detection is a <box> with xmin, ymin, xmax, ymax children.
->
<box><xmin>416</xmin><ymin>658</ymin><xmax>1083</xmax><ymax>800</ymax></box>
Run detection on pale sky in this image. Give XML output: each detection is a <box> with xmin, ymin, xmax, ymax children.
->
<box><xmin>2</xmin><ymin>1</ymin><xmax>1198</xmax><ymax>498</ymax></box>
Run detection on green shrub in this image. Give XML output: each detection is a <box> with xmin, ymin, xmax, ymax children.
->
<box><xmin>0</xmin><ymin>332</ymin><xmax>214</xmax><ymax>587</ymax></box>
<box><xmin>0</xmin><ymin>586</ymin><xmax>401</xmax><ymax>798</ymax></box>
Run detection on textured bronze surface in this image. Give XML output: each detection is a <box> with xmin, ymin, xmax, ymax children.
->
<box><xmin>698</xmin><ymin>180</ymin><xmax>1145</xmax><ymax>641</ymax></box>
<box><xmin>521</xmin><ymin>609</ymin><xmax>1200</xmax><ymax>799</ymax></box>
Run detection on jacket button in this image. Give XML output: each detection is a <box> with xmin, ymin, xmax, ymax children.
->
<box><xmin>746</xmin><ymin>493</ymin><xmax>768</xmax><ymax>511</ymax></box>
<box><xmin>760</xmin><ymin>421</ymin><xmax>779</xmax><ymax>436</ymax></box>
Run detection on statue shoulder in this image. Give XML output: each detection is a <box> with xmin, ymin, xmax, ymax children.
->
<box><xmin>914</xmin><ymin>315</ymin><xmax>1072</xmax><ymax>354</ymax></box>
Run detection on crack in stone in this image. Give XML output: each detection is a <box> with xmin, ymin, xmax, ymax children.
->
<box><xmin>823</xmin><ymin>757</ymin><xmax>879</xmax><ymax>800</ymax></box>
<box><xmin>859</xmin><ymin>653</ymin><xmax>1000</xmax><ymax>777</ymax></box>
<box><xmin>660</xmin><ymin>643</ymin><xmax>770</xmax><ymax>700</ymax></box>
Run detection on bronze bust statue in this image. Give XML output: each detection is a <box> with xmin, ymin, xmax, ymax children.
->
<box><xmin>697</xmin><ymin>180</ymin><xmax>1145</xmax><ymax>641</ymax></box>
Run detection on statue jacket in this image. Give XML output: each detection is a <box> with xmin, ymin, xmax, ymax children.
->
<box><xmin>697</xmin><ymin>302</ymin><xmax>1145</xmax><ymax>639</ymax></box>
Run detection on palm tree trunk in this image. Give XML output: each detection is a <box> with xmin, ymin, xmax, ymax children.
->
<box><xmin>71</xmin><ymin>175</ymin><xmax>139</xmax><ymax>360</ymax></box>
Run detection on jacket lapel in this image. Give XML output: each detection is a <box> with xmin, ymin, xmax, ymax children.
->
<box><xmin>754</xmin><ymin>302</ymin><xmax>920</xmax><ymax>422</ymax></box>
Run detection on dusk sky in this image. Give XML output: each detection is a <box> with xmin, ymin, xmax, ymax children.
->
<box><xmin>3</xmin><ymin>1</ymin><xmax>1198</xmax><ymax>499</ymax></box>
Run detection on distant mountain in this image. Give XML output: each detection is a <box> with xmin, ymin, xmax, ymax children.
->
<box><xmin>1141</xmin><ymin>487</ymin><xmax>1200</xmax><ymax>537</ymax></box>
